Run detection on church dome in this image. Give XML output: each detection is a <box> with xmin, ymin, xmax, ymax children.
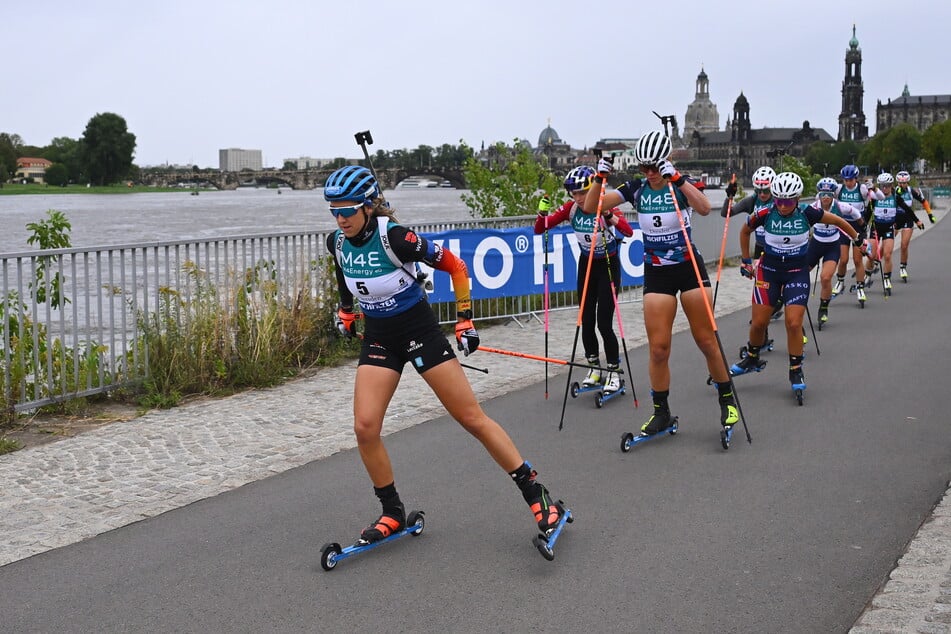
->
<box><xmin>849</xmin><ymin>25</ymin><xmax>859</xmax><ymax>49</ymax></box>
<box><xmin>734</xmin><ymin>92</ymin><xmax>748</xmax><ymax>107</ymax></box>
<box><xmin>538</xmin><ymin>125</ymin><xmax>561</xmax><ymax>147</ymax></box>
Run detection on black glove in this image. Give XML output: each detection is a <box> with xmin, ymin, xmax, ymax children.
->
<box><xmin>725</xmin><ymin>181</ymin><xmax>738</xmax><ymax>199</ymax></box>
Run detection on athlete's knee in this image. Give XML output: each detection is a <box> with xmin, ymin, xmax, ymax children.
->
<box><xmin>354</xmin><ymin>416</ymin><xmax>384</xmax><ymax>444</ymax></box>
<box><xmin>453</xmin><ymin>404</ymin><xmax>491</xmax><ymax>436</ymax></box>
<box><xmin>649</xmin><ymin>341</ymin><xmax>671</xmax><ymax>365</ymax></box>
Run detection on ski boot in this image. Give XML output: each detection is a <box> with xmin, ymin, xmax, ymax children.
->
<box><xmin>320</xmin><ymin>505</ymin><xmax>425</xmax><ymax>571</ymax></box>
<box><xmin>731</xmin><ymin>345</ymin><xmax>767</xmax><ymax>376</ymax></box>
<box><xmin>832</xmin><ymin>277</ymin><xmax>845</xmax><ymax>297</ymax></box>
<box><xmin>817</xmin><ymin>305</ymin><xmax>829</xmax><ymax>331</ymax></box>
<box><xmin>900</xmin><ymin>265</ymin><xmax>908</xmax><ymax>283</ymax></box>
<box><xmin>570</xmin><ymin>356</ymin><xmax>603</xmax><ymax>398</ymax></box>
<box><xmin>883</xmin><ymin>275</ymin><xmax>892</xmax><ymax>297</ymax></box>
<box><xmin>718</xmin><ymin>389</ymin><xmax>740</xmax><ymax>450</ymax></box>
<box><xmin>524</xmin><ymin>476</ymin><xmax>573</xmax><ymax>561</ymax></box>
<box><xmin>621</xmin><ymin>407</ymin><xmax>678</xmax><ymax>452</ymax></box>
<box><xmin>856</xmin><ymin>282</ymin><xmax>867</xmax><ymax>308</ymax></box>
<box><xmin>595</xmin><ymin>364</ymin><xmax>626</xmax><ymax>408</ymax></box>
<box><xmin>790</xmin><ymin>364</ymin><xmax>806</xmax><ymax>406</ymax></box>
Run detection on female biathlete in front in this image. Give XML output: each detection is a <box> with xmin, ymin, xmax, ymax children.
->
<box><xmin>324</xmin><ymin>165</ymin><xmax>566</xmax><ymax>548</ymax></box>
<box><xmin>534</xmin><ymin>165</ymin><xmax>634</xmax><ymax>394</ymax></box>
<box><xmin>585</xmin><ymin>131</ymin><xmax>740</xmax><ymax>439</ymax></box>
<box><xmin>832</xmin><ymin>164</ymin><xmax>874</xmax><ymax>304</ymax></box>
<box><xmin>731</xmin><ymin>172</ymin><xmax>864</xmax><ymax>401</ymax></box>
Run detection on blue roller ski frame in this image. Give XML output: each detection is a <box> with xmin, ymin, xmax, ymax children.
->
<box><xmin>620</xmin><ymin>417</ymin><xmax>679</xmax><ymax>452</ymax></box>
<box><xmin>570</xmin><ymin>381</ymin><xmax>603</xmax><ymax>398</ymax></box>
<box><xmin>595</xmin><ymin>380</ymin><xmax>626</xmax><ymax>408</ymax></box>
<box><xmin>532</xmin><ymin>504</ymin><xmax>574</xmax><ymax>561</ymax></box>
<box><xmin>320</xmin><ymin>510</ymin><xmax>425</xmax><ymax>571</ymax></box>
<box><xmin>729</xmin><ymin>358</ymin><xmax>767</xmax><ymax>377</ymax></box>
<box><xmin>721</xmin><ymin>424</ymin><xmax>737</xmax><ymax>450</ymax></box>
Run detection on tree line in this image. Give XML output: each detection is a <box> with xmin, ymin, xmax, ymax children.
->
<box><xmin>0</xmin><ymin>112</ymin><xmax>136</xmax><ymax>187</ymax></box>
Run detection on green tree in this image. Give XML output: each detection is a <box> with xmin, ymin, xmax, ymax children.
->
<box><xmin>80</xmin><ymin>112</ymin><xmax>137</xmax><ymax>185</ymax></box>
<box><xmin>44</xmin><ymin>163</ymin><xmax>69</xmax><ymax>186</ymax></box>
<box><xmin>921</xmin><ymin>119</ymin><xmax>951</xmax><ymax>172</ymax></box>
<box><xmin>460</xmin><ymin>140</ymin><xmax>561</xmax><ymax>218</ymax></box>
<box><xmin>0</xmin><ymin>132</ymin><xmax>21</xmax><ymax>177</ymax></box>
<box><xmin>45</xmin><ymin>137</ymin><xmax>83</xmax><ymax>183</ymax></box>
<box><xmin>804</xmin><ymin>139</ymin><xmax>860</xmax><ymax>176</ymax></box>
<box><xmin>859</xmin><ymin>124</ymin><xmax>921</xmax><ymax>174</ymax></box>
<box><xmin>779</xmin><ymin>155</ymin><xmax>820</xmax><ymax>198</ymax></box>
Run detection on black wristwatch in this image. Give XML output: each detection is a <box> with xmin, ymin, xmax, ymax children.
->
<box><xmin>457</xmin><ymin>309</ymin><xmax>473</xmax><ymax>320</ymax></box>
<box><xmin>852</xmin><ymin>236</ymin><xmax>864</xmax><ymax>247</ymax></box>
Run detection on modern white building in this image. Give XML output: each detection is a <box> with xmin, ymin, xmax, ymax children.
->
<box><xmin>219</xmin><ymin>148</ymin><xmax>263</xmax><ymax>172</ymax></box>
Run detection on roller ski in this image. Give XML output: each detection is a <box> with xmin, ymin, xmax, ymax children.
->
<box><xmin>817</xmin><ymin>303</ymin><xmax>829</xmax><ymax>331</ymax></box>
<box><xmin>831</xmin><ymin>277</ymin><xmax>845</xmax><ymax>297</ymax></box>
<box><xmin>595</xmin><ymin>367</ymin><xmax>625</xmax><ymax>408</ymax></box>
<box><xmin>620</xmin><ymin>410</ymin><xmax>679</xmax><ymax>452</ymax></box>
<box><xmin>731</xmin><ymin>345</ymin><xmax>767</xmax><ymax>376</ymax></box>
<box><xmin>320</xmin><ymin>508</ymin><xmax>425</xmax><ymax>571</ymax></box>
<box><xmin>525</xmin><ymin>478</ymin><xmax>573</xmax><ymax>561</ymax></box>
<box><xmin>883</xmin><ymin>275</ymin><xmax>892</xmax><ymax>297</ymax></box>
<box><xmin>790</xmin><ymin>365</ymin><xmax>806</xmax><ymax>406</ymax></box>
<box><xmin>900</xmin><ymin>265</ymin><xmax>908</xmax><ymax>283</ymax></box>
<box><xmin>855</xmin><ymin>283</ymin><xmax>867</xmax><ymax>308</ymax></box>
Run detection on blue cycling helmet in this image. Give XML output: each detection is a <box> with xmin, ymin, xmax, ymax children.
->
<box><xmin>564</xmin><ymin>165</ymin><xmax>595</xmax><ymax>193</ymax></box>
<box><xmin>323</xmin><ymin>165</ymin><xmax>380</xmax><ymax>203</ymax></box>
<box><xmin>816</xmin><ymin>177</ymin><xmax>838</xmax><ymax>195</ymax></box>
<box><xmin>840</xmin><ymin>164</ymin><xmax>860</xmax><ymax>180</ymax></box>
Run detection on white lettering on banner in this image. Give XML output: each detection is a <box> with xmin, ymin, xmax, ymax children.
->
<box><xmin>620</xmin><ymin>229</ymin><xmax>645</xmax><ymax>278</ymax></box>
<box><xmin>533</xmin><ymin>234</ymin><xmax>566</xmax><ymax>285</ymax></box>
<box><xmin>474</xmin><ymin>236</ymin><xmax>513</xmax><ymax>290</ymax></box>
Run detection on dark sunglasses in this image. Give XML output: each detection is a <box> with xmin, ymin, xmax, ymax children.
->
<box><xmin>638</xmin><ymin>163</ymin><xmax>659</xmax><ymax>174</ymax></box>
<box><xmin>330</xmin><ymin>203</ymin><xmax>364</xmax><ymax>218</ymax></box>
<box><xmin>774</xmin><ymin>197</ymin><xmax>798</xmax><ymax>207</ymax></box>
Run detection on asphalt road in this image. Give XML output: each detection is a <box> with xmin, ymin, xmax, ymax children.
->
<box><xmin>2</xmin><ymin>220</ymin><xmax>949</xmax><ymax>633</ymax></box>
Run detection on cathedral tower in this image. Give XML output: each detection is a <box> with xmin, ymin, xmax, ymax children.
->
<box><xmin>838</xmin><ymin>25</ymin><xmax>869</xmax><ymax>141</ymax></box>
<box><xmin>684</xmin><ymin>67</ymin><xmax>720</xmax><ymax>140</ymax></box>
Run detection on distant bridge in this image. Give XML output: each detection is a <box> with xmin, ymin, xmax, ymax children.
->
<box><xmin>137</xmin><ymin>167</ymin><xmax>467</xmax><ymax>191</ymax></box>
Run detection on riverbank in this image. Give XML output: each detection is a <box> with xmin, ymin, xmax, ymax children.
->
<box><xmin>0</xmin><ymin>183</ymin><xmax>187</xmax><ymax>195</ymax></box>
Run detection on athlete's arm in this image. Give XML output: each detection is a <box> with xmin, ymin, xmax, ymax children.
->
<box><xmin>723</xmin><ymin>195</ymin><xmax>754</xmax><ymax>218</ymax></box>
<box><xmin>896</xmin><ymin>195</ymin><xmax>921</xmax><ymax>225</ymax></box>
<box><xmin>583</xmin><ymin>178</ymin><xmax>636</xmax><ymax>214</ymax></box>
<box><xmin>607</xmin><ymin>208</ymin><xmax>634</xmax><ymax>237</ymax></box>
<box><xmin>533</xmin><ymin>201</ymin><xmax>572</xmax><ymax>234</ymax></box>
<box><xmin>677</xmin><ymin>181</ymin><xmax>711</xmax><ymax>215</ymax></box>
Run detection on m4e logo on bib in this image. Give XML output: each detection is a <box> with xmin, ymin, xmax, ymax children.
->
<box><xmin>767</xmin><ymin>217</ymin><xmax>806</xmax><ymax>235</ymax></box>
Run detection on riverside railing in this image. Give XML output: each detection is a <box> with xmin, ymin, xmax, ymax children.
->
<box><xmin>0</xmin><ymin>216</ymin><xmax>642</xmax><ymax>415</ymax></box>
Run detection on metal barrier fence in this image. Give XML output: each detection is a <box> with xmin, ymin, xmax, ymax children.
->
<box><xmin>1</xmin><ymin>216</ymin><xmax>641</xmax><ymax>414</ymax></box>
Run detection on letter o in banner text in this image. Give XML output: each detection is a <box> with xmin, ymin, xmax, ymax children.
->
<box><xmin>473</xmin><ymin>237</ymin><xmax>513</xmax><ymax>290</ymax></box>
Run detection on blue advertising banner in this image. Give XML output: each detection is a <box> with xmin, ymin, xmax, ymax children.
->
<box><xmin>418</xmin><ymin>224</ymin><xmax>644</xmax><ymax>302</ymax></box>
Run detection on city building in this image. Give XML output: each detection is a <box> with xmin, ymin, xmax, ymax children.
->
<box><xmin>15</xmin><ymin>157</ymin><xmax>52</xmax><ymax>183</ymax></box>
<box><xmin>876</xmin><ymin>85</ymin><xmax>951</xmax><ymax>134</ymax></box>
<box><xmin>684</xmin><ymin>67</ymin><xmax>720</xmax><ymax>140</ymax></box>
<box><xmin>281</xmin><ymin>157</ymin><xmax>344</xmax><ymax>169</ymax></box>
<box><xmin>838</xmin><ymin>25</ymin><xmax>869</xmax><ymax>142</ymax></box>
<box><xmin>534</xmin><ymin>121</ymin><xmax>577</xmax><ymax>170</ymax></box>
<box><xmin>218</xmin><ymin>148</ymin><xmax>262</xmax><ymax>172</ymax></box>
<box><xmin>689</xmin><ymin>92</ymin><xmax>834</xmax><ymax>180</ymax></box>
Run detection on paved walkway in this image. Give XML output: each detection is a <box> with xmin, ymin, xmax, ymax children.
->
<box><xmin>1</xmin><ymin>205</ymin><xmax>948</xmax><ymax>632</ymax></box>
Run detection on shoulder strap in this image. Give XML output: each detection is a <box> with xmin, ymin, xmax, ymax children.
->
<box><xmin>334</xmin><ymin>229</ymin><xmax>345</xmax><ymax>263</ymax></box>
<box><xmin>377</xmin><ymin>216</ymin><xmax>423</xmax><ymax>284</ymax></box>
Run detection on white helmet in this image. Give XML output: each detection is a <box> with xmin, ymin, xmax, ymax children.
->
<box><xmin>877</xmin><ymin>172</ymin><xmax>894</xmax><ymax>185</ymax></box>
<box><xmin>751</xmin><ymin>166</ymin><xmax>776</xmax><ymax>190</ymax></box>
<box><xmin>770</xmin><ymin>172</ymin><xmax>804</xmax><ymax>199</ymax></box>
<box><xmin>633</xmin><ymin>131</ymin><xmax>672</xmax><ymax>164</ymax></box>
<box><xmin>816</xmin><ymin>177</ymin><xmax>838</xmax><ymax>195</ymax></box>
<box><xmin>896</xmin><ymin>170</ymin><xmax>911</xmax><ymax>184</ymax></box>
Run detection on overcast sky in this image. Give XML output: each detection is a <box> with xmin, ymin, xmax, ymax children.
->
<box><xmin>6</xmin><ymin>0</ymin><xmax>949</xmax><ymax>168</ymax></box>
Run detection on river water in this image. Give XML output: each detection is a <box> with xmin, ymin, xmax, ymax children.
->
<box><xmin>0</xmin><ymin>186</ymin><xmax>740</xmax><ymax>260</ymax></box>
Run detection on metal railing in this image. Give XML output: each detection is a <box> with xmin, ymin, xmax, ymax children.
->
<box><xmin>1</xmin><ymin>216</ymin><xmax>642</xmax><ymax>414</ymax></box>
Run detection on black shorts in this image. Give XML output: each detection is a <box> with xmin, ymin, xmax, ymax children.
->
<box><xmin>643</xmin><ymin>257</ymin><xmax>710</xmax><ymax>296</ymax></box>
<box><xmin>873</xmin><ymin>221</ymin><xmax>895</xmax><ymax>241</ymax></box>
<box><xmin>894</xmin><ymin>213</ymin><xmax>915</xmax><ymax>230</ymax></box>
<box><xmin>359</xmin><ymin>300</ymin><xmax>456</xmax><ymax>374</ymax></box>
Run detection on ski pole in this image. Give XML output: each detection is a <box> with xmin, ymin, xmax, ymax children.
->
<box><xmin>596</xmin><ymin>206</ymin><xmax>639</xmax><ymax>409</ymax></box>
<box><xmin>668</xmin><ymin>182</ymin><xmax>752</xmax><ymax>444</ymax></box>
<box><xmin>543</xmin><ymin>205</ymin><xmax>551</xmax><ymax>400</ymax></box>
<box><xmin>354</xmin><ymin>130</ymin><xmax>381</xmax><ymax>189</ymax></box>
<box><xmin>461</xmin><ymin>362</ymin><xmax>489</xmax><ymax>374</ymax></box>
<box><xmin>713</xmin><ymin>173</ymin><xmax>737</xmax><ymax>311</ymax></box>
<box><xmin>803</xmin><ymin>305</ymin><xmax>821</xmax><ymax>356</ymax></box>
<box><xmin>558</xmin><ymin>156</ymin><xmax>607</xmax><ymax>431</ymax></box>
<box><xmin>478</xmin><ymin>346</ymin><xmax>622</xmax><ymax>372</ymax></box>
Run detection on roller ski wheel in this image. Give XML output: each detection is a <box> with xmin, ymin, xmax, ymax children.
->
<box><xmin>620</xmin><ymin>417</ymin><xmax>679</xmax><ymax>452</ymax></box>
<box><xmin>531</xmin><ymin>503</ymin><xmax>573</xmax><ymax>561</ymax></box>
<box><xmin>595</xmin><ymin>380</ymin><xmax>626</xmax><ymax>408</ymax></box>
<box><xmin>319</xmin><ymin>510</ymin><xmax>425</xmax><ymax>572</ymax></box>
<box><xmin>793</xmin><ymin>388</ymin><xmax>804</xmax><ymax>406</ymax></box>
<box><xmin>720</xmin><ymin>425</ymin><xmax>736</xmax><ymax>450</ymax></box>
